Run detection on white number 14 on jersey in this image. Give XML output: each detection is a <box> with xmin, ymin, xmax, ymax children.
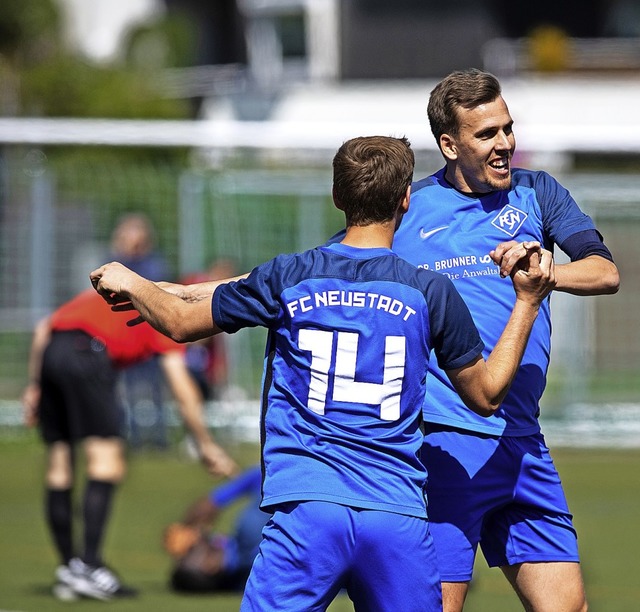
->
<box><xmin>298</xmin><ymin>329</ymin><xmax>406</xmax><ymax>421</ymax></box>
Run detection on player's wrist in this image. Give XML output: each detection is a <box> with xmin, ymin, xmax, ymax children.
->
<box><xmin>514</xmin><ymin>296</ymin><xmax>541</xmax><ymax>313</ymax></box>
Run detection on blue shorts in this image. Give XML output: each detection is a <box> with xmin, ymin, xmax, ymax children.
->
<box><xmin>241</xmin><ymin>501</ymin><xmax>442</xmax><ymax>611</ymax></box>
<box><xmin>422</xmin><ymin>426</ymin><xmax>579</xmax><ymax>582</ymax></box>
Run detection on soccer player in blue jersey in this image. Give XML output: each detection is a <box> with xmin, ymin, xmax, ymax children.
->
<box><xmin>391</xmin><ymin>69</ymin><xmax>620</xmax><ymax>612</ymax></box>
<box><xmin>165</xmin><ymin>465</ymin><xmax>269</xmax><ymax>593</ymax></box>
<box><xmin>91</xmin><ymin>135</ymin><xmax>554</xmax><ymax>611</ymax></box>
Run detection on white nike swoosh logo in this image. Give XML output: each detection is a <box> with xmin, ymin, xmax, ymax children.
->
<box><xmin>419</xmin><ymin>226</ymin><xmax>449</xmax><ymax>240</ymax></box>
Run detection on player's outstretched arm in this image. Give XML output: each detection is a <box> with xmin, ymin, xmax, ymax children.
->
<box><xmin>90</xmin><ymin>262</ymin><xmax>221</xmax><ymax>342</ymax></box>
<box><xmin>158</xmin><ymin>274</ymin><xmax>248</xmax><ymax>304</ymax></box>
<box><xmin>446</xmin><ymin>243</ymin><xmax>555</xmax><ymax>416</ymax></box>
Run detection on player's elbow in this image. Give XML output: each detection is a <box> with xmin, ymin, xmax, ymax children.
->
<box><xmin>466</xmin><ymin>400</ymin><xmax>500</xmax><ymax>418</ymax></box>
<box><xmin>168</xmin><ymin>332</ymin><xmax>191</xmax><ymax>344</ymax></box>
<box><xmin>168</xmin><ymin>320</ymin><xmax>215</xmax><ymax>344</ymax></box>
<box><xmin>458</xmin><ymin>386</ymin><xmax>503</xmax><ymax>417</ymax></box>
<box><xmin>167</xmin><ymin>326</ymin><xmax>201</xmax><ymax>344</ymax></box>
<box><xmin>448</xmin><ymin>360</ymin><xmax>503</xmax><ymax>417</ymax></box>
<box><xmin>589</xmin><ymin>257</ymin><xmax>620</xmax><ymax>295</ymax></box>
<box><xmin>602</xmin><ymin>266</ymin><xmax>620</xmax><ymax>294</ymax></box>
<box><xmin>473</xmin><ymin>406</ymin><xmax>497</xmax><ymax>418</ymax></box>
<box><xmin>155</xmin><ymin>319</ymin><xmax>193</xmax><ymax>344</ymax></box>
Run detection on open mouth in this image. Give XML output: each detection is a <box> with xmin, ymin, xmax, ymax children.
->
<box><xmin>489</xmin><ymin>157</ymin><xmax>510</xmax><ymax>175</ymax></box>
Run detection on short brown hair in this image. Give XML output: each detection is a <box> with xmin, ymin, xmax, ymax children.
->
<box><xmin>332</xmin><ymin>136</ymin><xmax>414</xmax><ymax>227</ymax></box>
<box><xmin>427</xmin><ymin>68</ymin><xmax>502</xmax><ymax>144</ymax></box>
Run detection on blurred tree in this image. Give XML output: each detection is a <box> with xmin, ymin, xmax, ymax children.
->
<box><xmin>21</xmin><ymin>56</ymin><xmax>190</xmax><ymax>119</ymax></box>
<box><xmin>0</xmin><ymin>0</ymin><xmax>61</xmax><ymax>64</ymax></box>
<box><xmin>123</xmin><ymin>11</ymin><xmax>198</xmax><ymax>71</ymax></box>
<box><xmin>0</xmin><ymin>0</ymin><xmax>194</xmax><ymax>120</ymax></box>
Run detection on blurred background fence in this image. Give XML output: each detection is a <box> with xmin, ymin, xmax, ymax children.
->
<box><xmin>0</xmin><ymin>141</ymin><xmax>639</xmax><ymax>445</ymax></box>
<box><xmin>0</xmin><ymin>142</ymin><xmax>344</xmax><ymax>441</ymax></box>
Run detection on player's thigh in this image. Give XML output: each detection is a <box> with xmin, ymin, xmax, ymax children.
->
<box><xmin>241</xmin><ymin>501</ymin><xmax>351</xmax><ymax>612</ymax></box>
<box><xmin>349</xmin><ymin>512</ymin><xmax>441</xmax><ymax>612</ymax></box>
<box><xmin>481</xmin><ymin>434</ymin><xmax>579</xmax><ymax>568</ymax></box>
<box><xmin>502</xmin><ymin>561</ymin><xmax>587</xmax><ymax>612</ymax></box>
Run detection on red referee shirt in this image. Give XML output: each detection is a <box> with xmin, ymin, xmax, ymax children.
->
<box><xmin>50</xmin><ymin>289</ymin><xmax>185</xmax><ymax>369</ymax></box>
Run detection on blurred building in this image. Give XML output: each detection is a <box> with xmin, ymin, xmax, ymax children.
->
<box><xmin>54</xmin><ymin>0</ymin><xmax>640</xmax><ymax>107</ymax></box>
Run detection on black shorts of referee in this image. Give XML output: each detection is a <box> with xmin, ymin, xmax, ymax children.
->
<box><xmin>38</xmin><ymin>330</ymin><xmax>126</xmax><ymax>444</ymax></box>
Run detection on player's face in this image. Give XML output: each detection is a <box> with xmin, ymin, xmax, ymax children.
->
<box><xmin>443</xmin><ymin>96</ymin><xmax>515</xmax><ymax>194</ymax></box>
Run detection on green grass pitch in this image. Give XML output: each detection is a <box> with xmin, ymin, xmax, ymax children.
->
<box><xmin>1</xmin><ymin>431</ymin><xmax>639</xmax><ymax>611</ymax></box>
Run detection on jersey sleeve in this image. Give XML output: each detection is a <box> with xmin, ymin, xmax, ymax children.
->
<box><xmin>209</xmin><ymin>465</ymin><xmax>262</xmax><ymax>508</ymax></box>
<box><xmin>425</xmin><ymin>273</ymin><xmax>484</xmax><ymax>370</ymax></box>
<box><xmin>533</xmin><ymin>171</ymin><xmax>597</xmax><ymax>247</ymax></box>
<box><xmin>558</xmin><ymin>229</ymin><xmax>615</xmax><ymax>262</ymax></box>
<box><xmin>212</xmin><ymin>257</ymin><xmax>286</xmax><ymax>333</ymax></box>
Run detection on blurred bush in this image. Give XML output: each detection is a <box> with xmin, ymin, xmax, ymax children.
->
<box><xmin>0</xmin><ymin>0</ymin><xmax>194</xmax><ymax>120</ymax></box>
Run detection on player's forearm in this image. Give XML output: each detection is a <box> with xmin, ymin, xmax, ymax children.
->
<box><xmin>177</xmin><ymin>397</ymin><xmax>212</xmax><ymax>446</ymax></box>
<box><xmin>160</xmin><ymin>275</ymin><xmax>248</xmax><ymax>304</ymax></box>
<box><xmin>127</xmin><ymin>278</ymin><xmax>187</xmax><ymax>340</ymax></box>
<box><xmin>554</xmin><ymin>255</ymin><xmax>619</xmax><ymax>296</ymax></box>
<box><xmin>161</xmin><ymin>352</ymin><xmax>212</xmax><ymax>446</ymax></box>
<box><xmin>164</xmin><ymin>358</ymin><xmax>239</xmax><ymax>477</ymax></box>
<box><xmin>127</xmin><ymin>277</ymin><xmax>217</xmax><ymax>343</ymax></box>
<box><xmin>155</xmin><ymin>280</ymin><xmax>215</xmax><ymax>303</ymax></box>
<box><xmin>27</xmin><ymin>317</ymin><xmax>52</xmax><ymax>383</ymax></box>
<box><xmin>481</xmin><ymin>298</ymin><xmax>540</xmax><ymax>413</ymax></box>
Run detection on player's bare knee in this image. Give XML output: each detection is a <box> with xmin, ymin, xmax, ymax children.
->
<box><xmin>46</xmin><ymin>469</ymin><xmax>73</xmax><ymax>489</ymax></box>
<box><xmin>46</xmin><ymin>442</ymin><xmax>73</xmax><ymax>488</ymax></box>
<box><xmin>87</xmin><ymin>458</ymin><xmax>126</xmax><ymax>482</ymax></box>
<box><xmin>84</xmin><ymin>437</ymin><xmax>126</xmax><ymax>482</ymax></box>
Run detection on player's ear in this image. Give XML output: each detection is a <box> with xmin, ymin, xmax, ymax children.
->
<box><xmin>332</xmin><ymin>186</ymin><xmax>345</xmax><ymax>211</ymax></box>
<box><xmin>440</xmin><ymin>134</ymin><xmax>458</xmax><ymax>161</ymax></box>
<box><xmin>400</xmin><ymin>184</ymin><xmax>411</xmax><ymax>214</ymax></box>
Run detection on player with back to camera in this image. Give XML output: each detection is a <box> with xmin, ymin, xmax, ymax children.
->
<box><xmin>390</xmin><ymin>69</ymin><xmax>620</xmax><ymax>611</ymax></box>
<box><xmin>91</xmin><ymin>135</ymin><xmax>555</xmax><ymax>611</ymax></box>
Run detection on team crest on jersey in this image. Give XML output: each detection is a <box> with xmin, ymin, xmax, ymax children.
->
<box><xmin>491</xmin><ymin>204</ymin><xmax>528</xmax><ymax>237</ymax></box>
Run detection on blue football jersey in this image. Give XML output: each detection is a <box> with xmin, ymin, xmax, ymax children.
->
<box><xmin>212</xmin><ymin>242</ymin><xmax>483</xmax><ymax>518</ymax></box>
<box><xmin>393</xmin><ymin>167</ymin><xmax>597</xmax><ymax>436</ymax></box>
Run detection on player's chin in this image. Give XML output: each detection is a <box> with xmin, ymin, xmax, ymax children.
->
<box><xmin>488</xmin><ymin>174</ymin><xmax>511</xmax><ymax>191</ymax></box>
